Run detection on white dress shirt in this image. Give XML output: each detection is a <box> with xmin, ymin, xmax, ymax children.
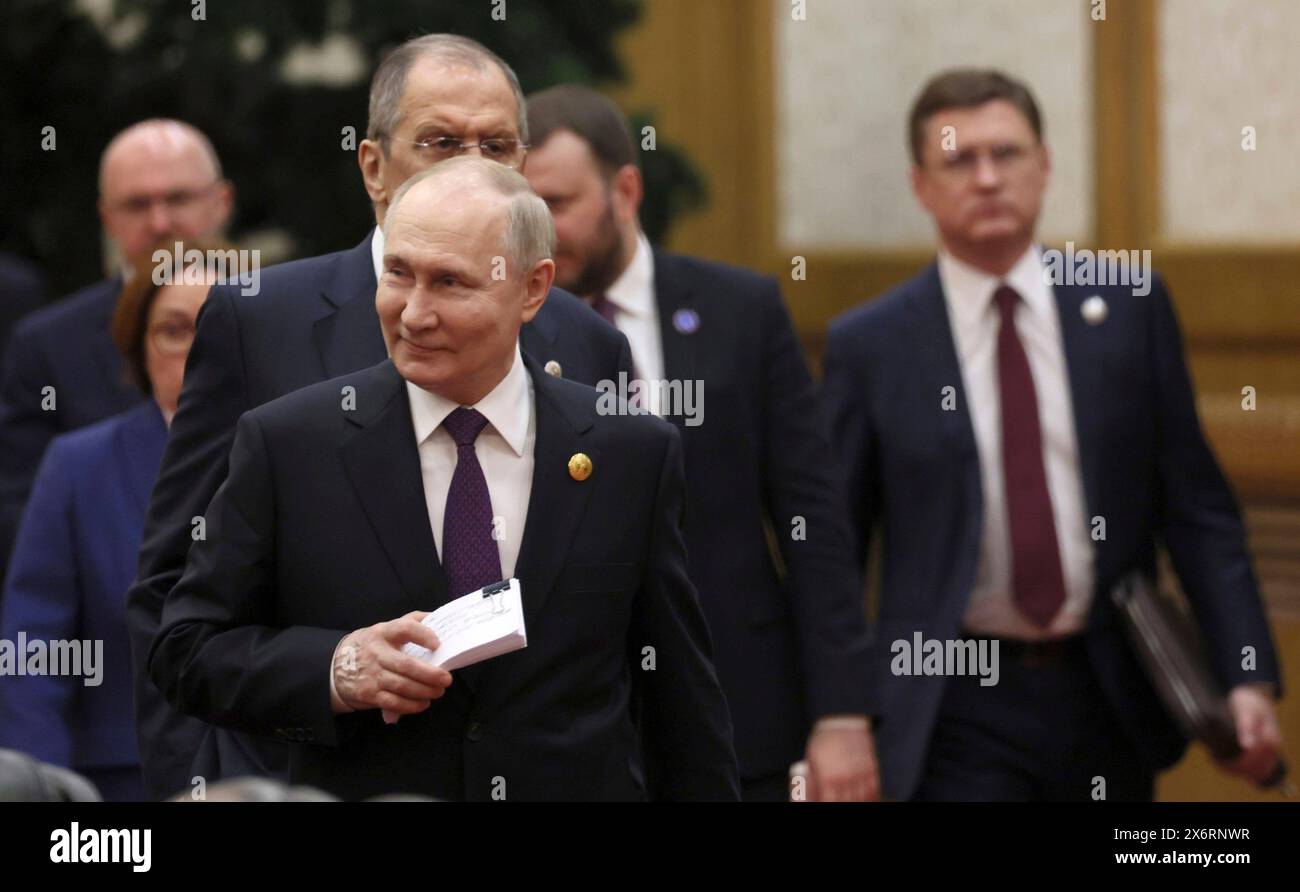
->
<box><xmin>938</xmin><ymin>245</ymin><xmax>1095</xmax><ymax>639</ymax></box>
<box><xmin>405</xmin><ymin>345</ymin><xmax>536</xmax><ymax>580</ymax></box>
<box><xmin>601</xmin><ymin>233</ymin><xmax>667</xmax><ymax>413</ymax></box>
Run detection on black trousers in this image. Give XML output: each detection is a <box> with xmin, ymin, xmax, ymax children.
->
<box><xmin>741</xmin><ymin>771</ymin><xmax>791</xmax><ymax>802</ymax></box>
<box><xmin>912</xmin><ymin>635</ymin><xmax>1154</xmax><ymax>802</ymax></box>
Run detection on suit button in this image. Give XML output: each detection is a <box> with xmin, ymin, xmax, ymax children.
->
<box><xmin>466</xmin><ymin>720</ymin><xmax>483</xmax><ymax>742</ymax></box>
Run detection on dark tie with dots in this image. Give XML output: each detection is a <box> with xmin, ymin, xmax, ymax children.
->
<box><xmin>440</xmin><ymin>407</ymin><xmax>502</xmax><ymax>598</ymax></box>
<box><xmin>994</xmin><ymin>284</ymin><xmax>1067</xmax><ymax>628</ymax></box>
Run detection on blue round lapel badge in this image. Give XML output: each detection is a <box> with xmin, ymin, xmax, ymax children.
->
<box><xmin>672</xmin><ymin>308</ymin><xmax>700</xmax><ymax>335</ymax></box>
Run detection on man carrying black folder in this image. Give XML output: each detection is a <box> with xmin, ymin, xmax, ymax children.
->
<box><xmin>822</xmin><ymin>69</ymin><xmax>1284</xmax><ymax>800</ymax></box>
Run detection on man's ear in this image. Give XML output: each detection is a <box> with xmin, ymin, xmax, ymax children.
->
<box><xmin>519</xmin><ymin>258</ymin><xmax>555</xmax><ymax>323</ymax></box>
<box><xmin>212</xmin><ymin>179</ymin><xmax>236</xmax><ymax>229</ymax></box>
<box><xmin>358</xmin><ymin>139</ymin><xmax>388</xmax><ymax>207</ymax></box>
<box><xmin>610</xmin><ymin>164</ymin><xmax>643</xmax><ymax>226</ymax></box>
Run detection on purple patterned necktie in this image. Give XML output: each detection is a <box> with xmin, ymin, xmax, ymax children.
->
<box><xmin>440</xmin><ymin>407</ymin><xmax>502</xmax><ymax>598</ymax></box>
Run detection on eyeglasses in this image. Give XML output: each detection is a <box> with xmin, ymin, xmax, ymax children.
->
<box><xmin>149</xmin><ymin>322</ymin><xmax>196</xmax><ymax>356</ymax></box>
<box><xmin>384</xmin><ymin>135</ymin><xmax>529</xmax><ymax>169</ymax></box>
<box><xmin>108</xmin><ymin>182</ymin><xmax>221</xmax><ymax>219</ymax></box>
<box><xmin>933</xmin><ymin>144</ymin><xmax>1032</xmax><ymax>177</ymax></box>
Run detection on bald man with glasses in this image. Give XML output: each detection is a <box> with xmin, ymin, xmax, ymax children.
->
<box><xmin>0</xmin><ymin>119</ymin><xmax>233</xmax><ymax>586</ymax></box>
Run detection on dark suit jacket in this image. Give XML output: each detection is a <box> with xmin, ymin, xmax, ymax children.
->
<box><xmin>126</xmin><ymin>232</ymin><xmax>633</xmax><ymax>799</ymax></box>
<box><xmin>0</xmin><ymin>400</ymin><xmax>165</xmax><ymax>778</ymax></box>
<box><xmin>649</xmin><ymin>251</ymin><xmax>873</xmax><ymax>780</ymax></box>
<box><xmin>821</xmin><ymin>263</ymin><xmax>1282</xmax><ymax>800</ymax></box>
<box><xmin>0</xmin><ymin>278</ymin><xmax>140</xmax><ymax>578</ymax></box>
<box><xmin>0</xmin><ymin>252</ymin><xmax>48</xmax><ymax>369</ymax></box>
<box><xmin>148</xmin><ymin>355</ymin><xmax>740</xmax><ymax>801</ymax></box>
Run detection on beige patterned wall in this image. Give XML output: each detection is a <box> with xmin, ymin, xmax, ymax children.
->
<box><xmin>774</xmin><ymin>0</ymin><xmax>1094</xmax><ymax>251</ymax></box>
<box><xmin>1159</xmin><ymin>0</ymin><xmax>1300</xmax><ymax>243</ymax></box>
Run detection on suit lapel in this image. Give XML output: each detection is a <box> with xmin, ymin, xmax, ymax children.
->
<box><xmin>118</xmin><ymin>402</ymin><xmax>169</xmax><ymax>521</ymax></box>
<box><xmin>338</xmin><ymin>361</ymin><xmax>450</xmax><ymax>613</ymax></box>
<box><xmin>909</xmin><ymin>264</ymin><xmax>985</xmax><ymax>621</ymax></box>
<box><xmin>909</xmin><ymin>264</ymin><xmax>979</xmax><ymax>461</ymax></box>
<box><xmin>1052</xmin><ymin>283</ymin><xmax>1107</xmax><ymax>532</ymax></box>
<box><xmin>652</xmin><ymin>251</ymin><xmax>697</xmax><ymax>431</ymax></box>
<box><xmin>312</xmin><ymin>233</ymin><xmax>387</xmax><ymax>380</ymax></box>
<box><xmin>511</xmin><ymin>355</ymin><xmax>598</xmax><ymax>630</ymax></box>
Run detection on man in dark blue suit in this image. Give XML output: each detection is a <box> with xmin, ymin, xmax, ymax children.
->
<box><xmin>523</xmin><ymin>86</ymin><xmax>876</xmax><ymax>801</ymax></box>
<box><xmin>149</xmin><ymin>158</ymin><xmax>739</xmax><ymax>801</ymax></box>
<box><xmin>822</xmin><ymin>69</ymin><xmax>1284</xmax><ymax>800</ymax></box>
<box><xmin>0</xmin><ymin>121</ymin><xmax>233</xmax><ymax>580</ymax></box>
<box><xmin>127</xmin><ymin>36</ymin><xmax>632</xmax><ymax>800</ymax></box>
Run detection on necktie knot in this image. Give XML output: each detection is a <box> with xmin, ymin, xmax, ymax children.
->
<box><xmin>993</xmin><ymin>284</ymin><xmax>1020</xmax><ymax>319</ymax></box>
<box><xmin>589</xmin><ymin>292</ymin><xmax>620</xmax><ymax>326</ymax></box>
<box><xmin>443</xmin><ymin>407</ymin><xmax>490</xmax><ymax>448</ymax></box>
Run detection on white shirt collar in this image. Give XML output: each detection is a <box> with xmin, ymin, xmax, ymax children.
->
<box><xmin>370</xmin><ymin>226</ymin><xmax>385</xmax><ymax>281</ymax></box>
<box><xmin>405</xmin><ymin>345</ymin><xmax>531</xmax><ymax>457</ymax></box>
<box><xmin>603</xmin><ymin>232</ymin><xmax>655</xmax><ymax>317</ymax></box>
<box><xmin>937</xmin><ymin>243</ymin><xmax>1053</xmax><ymax>328</ymax></box>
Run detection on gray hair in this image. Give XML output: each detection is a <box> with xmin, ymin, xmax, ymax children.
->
<box><xmin>367</xmin><ymin>34</ymin><xmax>528</xmax><ymax>150</ymax></box>
<box><xmin>383</xmin><ymin>156</ymin><xmax>555</xmax><ymax>275</ymax></box>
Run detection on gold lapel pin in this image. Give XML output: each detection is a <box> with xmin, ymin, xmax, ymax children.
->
<box><xmin>568</xmin><ymin>452</ymin><xmax>593</xmax><ymax>481</ymax></box>
<box><xmin>544</xmin><ymin>359</ymin><xmax>563</xmax><ymax>377</ymax></box>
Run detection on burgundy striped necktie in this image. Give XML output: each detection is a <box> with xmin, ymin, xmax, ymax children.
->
<box><xmin>440</xmin><ymin>407</ymin><xmax>502</xmax><ymax>599</ymax></box>
<box><xmin>993</xmin><ymin>284</ymin><xmax>1067</xmax><ymax>628</ymax></box>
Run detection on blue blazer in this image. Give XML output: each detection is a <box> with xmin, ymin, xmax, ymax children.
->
<box><xmin>0</xmin><ymin>278</ymin><xmax>141</xmax><ymax>578</ymax></box>
<box><xmin>821</xmin><ymin>263</ymin><xmax>1282</xmax><ymax>800</ymax></box>
<box><xmin>0</xmin><ymin>400</ymin><xmax>165</xmax><ymax>774</ymax></box>
<box><xmin>126</xmin><ymin>232</ymin><xmax>634</xmax><ymax>799</ymax></box>
<box><xmin>149</xmin><ymin>356</ymin><xmax>739</xmax><ymax>801</ymax></box>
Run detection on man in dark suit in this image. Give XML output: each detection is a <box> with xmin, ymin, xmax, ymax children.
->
<box><xmin>149</xmin><ymin>158</ymin><xmax>739</xmax><ymax>801</ymax></box>
<box><xmin>127</xmin><ymin>35</ymin><xmax>632</xmax><ymax>800</ymax></box>
<box><xmin>0</xmin><ymin>120</ymin><xmax>232</xmax><ymax>579</ymax></box>
<box><xmin>523</xmin><ymin>85</ymin><xmax>876</xmax><ymax>801</ymax></box>
<box><xmin>822</xmin><ymin>69</ymin><xmax>1284</xmax><ymax>800</ymax></box>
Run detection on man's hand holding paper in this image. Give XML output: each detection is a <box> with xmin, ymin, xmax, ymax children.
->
<box><xmin>329</xmin><ymin>611</ymin><xmax>453</xmax><ymax>717</ymax></box>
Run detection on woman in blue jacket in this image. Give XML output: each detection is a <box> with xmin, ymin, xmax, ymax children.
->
<box><xmin>0</xmin><ymin>238</ymin><xmax>229</xmax><ymax>800</ymax></box>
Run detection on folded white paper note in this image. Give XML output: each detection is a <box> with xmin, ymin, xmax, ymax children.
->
<box><xmin>382</xmin><ymin>578</ymin><xmax>526</xmax><ymax>723</ymax></box>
